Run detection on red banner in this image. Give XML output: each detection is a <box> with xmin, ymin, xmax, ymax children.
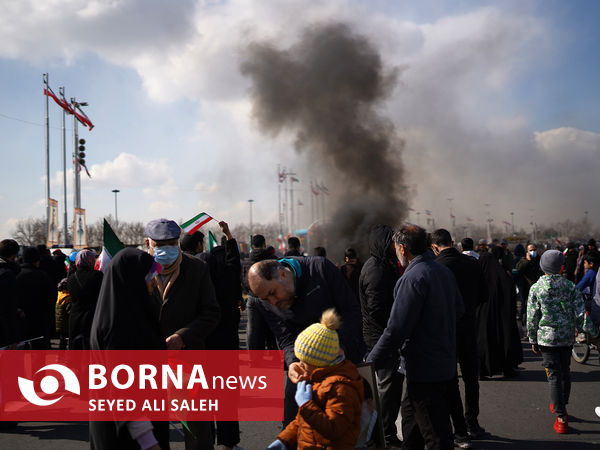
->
<box><xmin>0</xmin><ymin>350</ymin><xmax>284</xmax><ymax>421</ymax></box>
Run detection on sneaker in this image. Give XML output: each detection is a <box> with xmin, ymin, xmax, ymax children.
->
<box><xmin>467</xmin><ymin>424</ymin><xmax>489</xmax><ymax>439</ymax></box>
<box><xmin>454</xmin><ymin>434</ymin><xmax>472</xmax><ymax>448</ymax></box>
<box><xmin>385</xmin><ymin>435</ymin><xmax>403</xmax><ymax>449</ymax></box>
<box><xmin>595</xmin><ymin>406</ymin><xmax>600</xmax><ymax>418</ymax></box>
<box><xmin>553</xmin><ymin>416</ymin><xmax>568</xmax><ymax>434</ymax></box>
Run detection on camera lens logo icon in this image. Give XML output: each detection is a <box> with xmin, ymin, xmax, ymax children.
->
<box><xmin>18</xmin><ymin>364</ymin><xmax>80</xmax><ymax>406</ymax></box>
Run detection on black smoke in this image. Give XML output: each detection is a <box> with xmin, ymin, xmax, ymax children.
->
<box><xmin>240</xmin><ymin>22</ymin><xmax>407</xmax><ymax>259</ymax></box>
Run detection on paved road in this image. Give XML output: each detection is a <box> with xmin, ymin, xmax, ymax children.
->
<box><xmin>1</xmin><ymin>314</ymin><xmax>599</xmax><ymax>449</ymax></box>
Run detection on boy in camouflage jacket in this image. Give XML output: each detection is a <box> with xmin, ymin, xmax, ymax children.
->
<box><xmin>527</xmin><ymin>250</ymin><xmax>599</xmax><ymax>434</ymax></box>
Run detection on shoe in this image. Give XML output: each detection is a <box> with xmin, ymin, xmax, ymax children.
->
<box><xmin>595</xmin><ymin>406</ymin><xmax>600</xmax><ymax>418</ymax></box>
<box><xmin>467</xmin><ymin>424</ymin><xmax>489</xmax><ymax>439</ymax></box>
<box><xmin>553</xmin><ymin>416</ymin><xmax>568</xmax><ymax>434</ymax></box>
<box><xmin>454</xmin><ymin>434</ymin><xmax>472</xmax><ymax>448</ymax></box>
<box><xmin>385</xmin><ymin>435</ymin><xmax>402</xmax><ymax>449</ymax></box>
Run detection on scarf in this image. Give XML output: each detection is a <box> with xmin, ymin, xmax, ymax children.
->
<box><xmin>155</xmin><ymin>251</ymin><xmax>182</xmax><ymax>302</ymax></box>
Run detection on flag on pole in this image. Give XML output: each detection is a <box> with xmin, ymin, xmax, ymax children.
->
<box><xmin>291</xmin><ymin>176</ymin><xmax>299</xmax><ymax>183</ymax></box>
<box><xmin>278</xmin><ymin>169</ymin><xmax>287</xmax><ymax>183</ymax></box>
<box><xmin>181</xmin><ymin>212</ymin><xmax>215</xmax><ymax>235</ymax></box>
<box><xmin>94</xmin><ymin>219</ymin><xmax>125</xmax><ymax>272</ymax></box>
<box><xmin>425</xmin><ymin>210</ymin><xmax>432</xmax><ymax>216</ymax></box>
<box><xmin>311</xmin><ymin>183</ymin><xmax>319</xmax><ymax>196</ymax></box>
<box><xmin>44</xmin><ymin>85</ymin><xmax>75</xmax><ymax>115</ymax></box>
<box><xmin>318</xmin><ymin>183</ymin><xmax>329</xmax><ymax>195</ymax></box>
<box><xmin>73</xmin><ymin>102</ymin><xmax>94</xmax><ymax>131</ymax></box>
<box><xmin>208</xmin><ymin>231</ymin><xmax>218</xmax><ymax>251</ymax></box>
<box><xmin>466</xmin><ymin>217</ymin><xmax>473</xmax><ymax>222</ymax></box>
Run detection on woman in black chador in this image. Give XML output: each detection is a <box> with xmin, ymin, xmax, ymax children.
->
<box><xmin>477</xmin><ymin>250</ymin><xmax>523</xmax><ymax>378</ymax></box>
<box><xmin>89</xmin><ymin>248</ymin><xmax>167</xmax><ymax>450</ymax></box>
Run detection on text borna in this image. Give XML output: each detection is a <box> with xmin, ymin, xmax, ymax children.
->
<box><xmin>88</xmin><ymin>364</ymin><xmax>268</xmax><ymax>390</ymax></box>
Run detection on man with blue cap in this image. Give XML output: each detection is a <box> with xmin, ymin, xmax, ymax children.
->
<box><xmin>145</xmin><ymin>218</ymin><xmax>220</xmax><ymax>450</ymax></box>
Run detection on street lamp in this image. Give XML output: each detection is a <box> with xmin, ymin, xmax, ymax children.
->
<box><xmin>112</xmin><ymin>189</ymin><xmax>120</xmax><ymax>226</ymax></box>
<box><xmin>248</xmin><ymin>199</ymin><xmax>254</xmax><ymax>237</ymax></box>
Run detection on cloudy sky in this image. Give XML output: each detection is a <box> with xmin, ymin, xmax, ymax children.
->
<box><xmin>1</xmin><ymin>0</ymin><xmax>599</xmax><ymax>241</ymax></box>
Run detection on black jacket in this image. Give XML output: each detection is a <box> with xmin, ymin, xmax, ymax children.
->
<box><xmin>258</xmin><ymin>256</ymin><xmax>365</xmax><ymax>366</ymax></box>
<box><xmin>358</xmin><ymin>225</ymin><xmax>399</xmax><ymax>351</ymax></box>
<box><xmin>67</xmin><ymin>268</ymin><xmax>104</xmax><ymax>349</ymax></box>
<box><xmin>16</xmin><ymin>263</ymin><xmax>56</xmax><ymax>342</ymax></box>
<box><xmin>435</xmin><ymin>247</ymin><xmax>487</xmax><ymax>330</ymax></box>
<box><xmin>0</xmin><ymin>258</ymin><xmax>20</xmax><ymax>346</ymax></box>
<box><xmin>563</xmin><ymin>249</ymin><xmax>578</xmax><ymax>282</ymax></box>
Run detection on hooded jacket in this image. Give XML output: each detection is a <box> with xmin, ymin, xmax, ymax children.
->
<box><xmin>0</xmin><ymin>258</ymin><xmax>20</xmax><ymax>347</ymax></box>
<box><xmin>278</xmin><ymin>360</ymin><xmax>364</xmax><ymax>450</ymax></box>
<box><xmin>358</xmin><ymin>225</ymin><xmax>400</xmax><ymax>350</ymax></box>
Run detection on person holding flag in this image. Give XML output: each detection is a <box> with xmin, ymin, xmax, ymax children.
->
<box><xmin>144</xmin><ymin>218</ymin><xmax>220</xmax><ymax>450</ymax></box>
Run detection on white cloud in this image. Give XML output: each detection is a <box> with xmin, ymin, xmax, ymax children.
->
<box><xmin>534</xmin><ymin>127</ymin><xmax>600</xmax><ymax>160</ymax></box>
<box><xmin>89</xmin><ymin>153</ymin><xmax>172</xmax><ymax>188</ymax></box>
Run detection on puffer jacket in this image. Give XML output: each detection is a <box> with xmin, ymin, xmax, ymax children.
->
<box><xmin>278</xmin><ymin>360</ymin><xmax>364</xmax><ymax>450</ymax></box>
<box><xmin>55</xmin><ymin>290</ymin><xmax>72</xmax><ymax>334</ymax></box>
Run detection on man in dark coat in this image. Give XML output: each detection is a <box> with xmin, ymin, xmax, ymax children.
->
<box><xmin>15</xmin><ymin>247</ymin><xmax>56</xmax><ymax>349</ymax></box>
<box><xmin>0</xmin><ymin>239</ymin><xmax>21</xmax><ymax>349</ymax></box>
<box><xmin>359</xmin><ymin>224</ymin><xmax>402</xmax><ymax>448</ymax></box>
<box><xmin>146</xmin><ymin>218</ymin><xmax>220</xmax><ymax>450</ymax></box>
<box><xmin>563</xmin><ymin>242</ymin><xmax>578</xmax><ymax>282</ymax></box>
<box><xmin>340</xmin><ymin>247</ymin><xmax>363</xmax><ymax>304</ymax></box>
<box><xmin>242</xmin><ymin>234</ymin><xmax>277</xmax><ymax>350</ymax></box>
<box><xmin>516</xmin><ymin>243</ymin><xmax>542</xmax><ymax>324</ymax></box>
<box><xmin>368</xmin><ymin>225</ymin><xmax>464</xmax><ymax>450</ymax></box>
<box><xmin>431</xmin><ymin>229</ymin><xmax>488</xmax><ymax>442</ymax></box>
<box><xmin>248</xmin><ymin>256</ymin><xmax>365</xmax><ymax>426</ymax></box>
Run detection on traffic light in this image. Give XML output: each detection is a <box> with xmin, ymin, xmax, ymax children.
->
<box><xmin>78</xmin><ymin>138</ymin><xmax>86</xmax><ymax>165</ymax></box>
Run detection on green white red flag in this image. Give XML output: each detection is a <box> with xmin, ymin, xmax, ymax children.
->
<box><xmin>94</xmin><ymin>219</ymin><xmax>125</xmax><ymax>272</ymax></box>
<box><xmin>181</xmin><ymin>212</ymin><xmax>215</xmax><ymax>235</ymax></box>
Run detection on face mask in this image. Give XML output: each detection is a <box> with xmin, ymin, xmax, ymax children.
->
<box><xmin>153</xmin><ymin>245</ymin><xmax>180</xmax><ymax>266</ymax></box>
<box><xmin>529</xmin><ymin>250</ymin><xmax>537</xmax><ymax>258</ymax></box>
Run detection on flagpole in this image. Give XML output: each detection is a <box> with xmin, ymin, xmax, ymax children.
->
<box><xmin>277</xmin><ymin>164</ymin><xmax>282</xmax><ymax>237</ymax></box>
<box><xmin>285</xmin><ymin>175</ymin><xmax>290</xmax><ymax>234</ymax></box>
<box><xmin>72</xmin><ymin>97</ymin><xmax>80</xmax><ymax>213</ymax></box>
<box><xmin>290</xmin><ymin>180</ymin><xmax>295</xmax><ymax>234</ymax></box>
<box><xmin>43</xmin><ymin>74</ymin><xmax>50</xmax><ymax>235</ymax></box>
<box><xmin>310</xmin><ymin>181</ymin><xmax>315</xmax><ymax>224</ymax></box>
<box><xmin>60</xmin><ymin>87</ymin><xmax>68</xmax><ymax>246</ymax></box>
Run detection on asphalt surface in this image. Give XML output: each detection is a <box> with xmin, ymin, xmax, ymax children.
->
<box><xmin>1</xmin><ymin>315</ymin><xmax>599</xmax><ymax>449</ymax></box>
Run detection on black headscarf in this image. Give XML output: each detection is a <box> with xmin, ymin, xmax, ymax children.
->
<box><xmin>90</xmin><ymin>248</ymin><xmax>164</xmax><ymax>350</ymax></box>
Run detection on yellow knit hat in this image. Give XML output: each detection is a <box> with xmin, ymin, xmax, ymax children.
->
<box><xmin>294</xmin><ymin>309</ymin><xmax>341</xmax><ymax>367</ymax></box>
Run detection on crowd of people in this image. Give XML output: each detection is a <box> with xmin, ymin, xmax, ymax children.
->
<box><xmin>1</xmin><ymin>221</ymin><xmax>599</xmax><ymax>450</ymax></box>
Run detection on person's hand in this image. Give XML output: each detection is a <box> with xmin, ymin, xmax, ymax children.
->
<box><xmin>531</xmin><ymin>344</ymin><xmax>540</xmax><ymax>354</ymax></box>
<box><xmin>218</xmin><ymin>221</ymin><xmax>232</xmax><ymax>240</ymax></box>
<box><xmin>266</xmin><ymin>439</ymin><xmax>286</xmax><ymax>449</ymax></box>
<box><xmin>288</xmin><ymin>362</ymin><xmax>306</xmax><ymax>383</ymax></box>
<box><xmin>295</xmin><ymin>380</ymin><xmax>312</xmax><ymax>407</ymax></box>
<box><xmin>166</xmin><ymin>334</ymin><xmax>185</xmax><ymax>350</ymax></box>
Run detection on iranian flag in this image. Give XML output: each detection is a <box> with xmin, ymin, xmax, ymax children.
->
<box><xmin>181</xmin><ymin>212</ymin><xmax>215</xmax><ymax>235</ymax></box>
<box><xmin>94</xmin><ymin>219</ymin><xmax>124</xmax><ymax>272</ymax></box>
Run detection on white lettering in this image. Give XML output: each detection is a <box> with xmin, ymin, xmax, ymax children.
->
<box><xmin>187</xmin><ymin>365</ymin><xmax>208</xmax><ymax>389</ymax></box>
<box><xmin>162</xmin><ymin>364</ymin><xmax>182</xmax><ymax>389</ymax></box>
<box><xmin>258</xmin><ymin>376</ymin><xmax>267</xmax><ymax>390</ymax></box>
<box><xmin>89</xmin><ymin>365</ymin><xmax>107</xmax><ymax>389</ymax></box>
<box><xmin>112</xmin><ymin>364</ymin><xmax>135</xmax><ymax>389</ymax></box>
<box><xmin>139</xmin><ymin>365</ymin><xmax>158</xmax><ymax>389</ymax></box>
<box><xmin>89</xmin><ymin>399</ymin><xmax>97</xmax><ymax>411</ymax></box>
<box><xmin>225</xmin><ymin>376</ymin><xmax>238</xmax><ymax>389</ymax></box>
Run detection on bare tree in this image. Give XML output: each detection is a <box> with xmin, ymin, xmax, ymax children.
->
<box><xmin>12</xmin><ymin>218</ymin><xmax>47</xmax><ymax>246</ymax></box>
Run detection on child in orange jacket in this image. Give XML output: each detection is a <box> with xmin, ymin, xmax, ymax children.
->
<box><xmin>267</xmin><ymin>309</ymin><xmax>364</xmax><ymax>450</ymax></box>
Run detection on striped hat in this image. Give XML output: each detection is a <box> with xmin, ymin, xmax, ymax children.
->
<box><xmin>294</xmin><ymin>309</ymin><xmax>341</xmax><ymax>367</ymax></box>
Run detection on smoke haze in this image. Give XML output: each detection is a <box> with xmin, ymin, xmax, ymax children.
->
<box><xmin>241</xmin><ymin>22</ymin><xmax>407</xmax><ymax>255</ymax></box>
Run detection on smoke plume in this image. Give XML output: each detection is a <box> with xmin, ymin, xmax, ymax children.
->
<box><xmin>241</xmin><ymin>22</ymin><xmax>407</xmax><ymax>257</ymax></box>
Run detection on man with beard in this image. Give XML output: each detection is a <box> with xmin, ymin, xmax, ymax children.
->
<box><xmin>248</xmin><ymin>256</ymin><xmax>365</xmax><ymax>426</ymax></box>
<box><xmin>145</xmin><ymin>218</ymin><xmax>220</xmax><ymax>450</ymax></box>
<box><xmin>431</xmin><ymin>229</ymin><xmax>488</xmax><ymax>446</ymax></box>
<box><xmin>368</xmin><ymin>225</ymin><xmax>463</xmax><ymax>450</ymax></box>
<box><xmin>359</xmin><ymin>224</ymin><xmax>402</xmax><ymax>449</ymax></box>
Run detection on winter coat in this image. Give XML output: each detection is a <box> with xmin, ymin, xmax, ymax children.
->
<box><xmin>358</xmin><ymin>225</ymin><xmax>399</xmax><ymax>351</ymax></box>
<box><xmin>67</xmin><ymin>268</ymin><xmax>103</xmax><ymax>349</ymax></box>
<box><xmin>435</xmin><ymin>247</ymin><xmax>487</xmax><ymax>330</ymax></box>
<box><xmin>367</xmin><ymin>252</ymin><xmax>464</xmax><ymax>382</ymax></box>
<box><xmin>0</xmin><ymin>258</ymin><xmax>20</xmax><ymax>347</ymax></box>
<box><xmin>198</xmin><ymin>239</ymin><xmax>243</xmax><ymax>350</ymax></box>
<box><xmin>16</xmin><ymin>263</ymin><xmax>56</xmax><ymax>342</ymax></box>
<box><xmin>258</xmin><ymin>256</ymin><xmax>366</xmax><ymax>366</ymax></box>
<box><xmin>339</xmin><ymin>259</ymin><xmax>363</xmax><ymax>302</ymax></box>
<box><xmin>278</xmin><ymin>360</ymin><xmax>364</xmax><ymax>450</ymax></box>
<box><xmin>55</xmin><ymin>290</ymin><xmax>71</xmax><ymax>334</ymax></box>
<box><xmin>563</xmin><ymin>249</ymin><xmax>578</xmax><ymax>282</ymax></box>
<box><xmin>152</xmin><ymin>253</ymin><xmax>220</xmax><ymax>350</ymax></box>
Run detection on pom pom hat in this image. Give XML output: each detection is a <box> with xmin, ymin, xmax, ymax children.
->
<box><xmin>294</xmin><ymin>309</ymin><xmax>341</xmax><ymax>367</ymax></box>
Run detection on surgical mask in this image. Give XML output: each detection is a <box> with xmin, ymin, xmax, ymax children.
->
<box><xmin>529</xmin><ymin>250</ymin><xmax>537</xmax><ymax>258</ymax></box>
<box><xmin>153</xmin><ymin>245</ymin><xmax>180</xmax><ymax>266</ymax></box>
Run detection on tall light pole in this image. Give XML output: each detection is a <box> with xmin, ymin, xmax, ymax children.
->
<box><xmin>447</xmin><ymin>198</ymin><xmax>454</xmax><ymax>230</ymax></box>
<box><xmin>112</xmin><ymin>189</ymin><xmax>120</xmax><ymax>226</ymax></box>
<box><xmin>248</xmin><ymin>199</ymin><xmax>254</xmax><ymax>237</ymax></box>
<box><xmin>510</xmin><ymin>211</ymin><xmax>515</xmax><ymax>236</ymax></box>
